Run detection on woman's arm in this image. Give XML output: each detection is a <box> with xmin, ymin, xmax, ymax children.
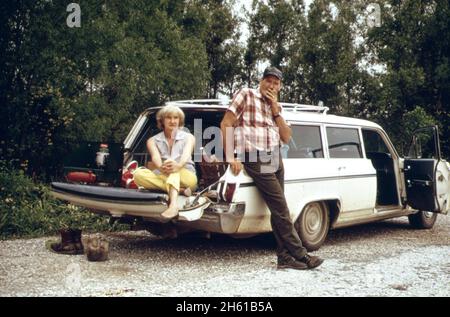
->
<box><xmin>147</xmin><ymin>138</ymin><xmax>163</xmax><ymax>170</ymax></box>
<box><xmin>178</xmin><ymin>133</ymin><xmax>195</xmax><ymax>167</ymax></box>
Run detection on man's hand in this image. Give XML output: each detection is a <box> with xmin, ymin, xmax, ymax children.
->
<box><xmin>229</xmin><ymin>160</ymin><xmax>243</xmax><ymax>176</ymax></box>
<box><xmin>265</xmin><ymin>88</ymin><xmax>281</xmax><ymax>115</ymax></box>
<box><xmin>265</xmin><ymin>88</ymin><xmax>277</xmax><ymax>104</ymax></box>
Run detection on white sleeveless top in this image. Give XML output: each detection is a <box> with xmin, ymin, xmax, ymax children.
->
<box><xmin>152</xmin><ymin>129</ymin><xmax>196</xmax><ymax>175</ymax></box>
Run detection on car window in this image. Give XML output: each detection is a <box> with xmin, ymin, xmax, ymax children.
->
<box><xmin>407</xmin><ymin>128</ymin><xmax>438</xmax><ymax>159</ymax></box>
<box><xmin>287</xmin><ymin>125</ymin><xmax>324</xmax><ymax>158</ymax></box>
<box><xmin>131</xmin><ymin>110</ymin><xmax>225</xmax><ymax>165</ymax></box>
<box><xmin>326</xmin><ymin>127</ymin><xmax>362</xmax><ymax>158</ymax></box>
<box><xmin>362</xmin><ymin>129</ymin><xmax>391</xmax><ymax>156</ymax></box>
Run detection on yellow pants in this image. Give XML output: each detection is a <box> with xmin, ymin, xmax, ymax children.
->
<box><xmin>133</xmin><ymin>167</ymin><xmax>197</xmax><ymax>193</ymax></box>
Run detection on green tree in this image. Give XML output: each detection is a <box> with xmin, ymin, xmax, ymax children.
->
<box><xmin>247</xmin><ymin>0</ymin><xmax>368</xmax><ymax>115</ymax></box>
<box><xmin>248</xmin><ymin>0</ymin><xmax>305</xmax><ymax>68</ymax></box>
<box><xmin>366</xmin><ymin>0</ymin><xmax>450</xmax><ymax>157</ymax></box>
<box><xmin>181</xmin><ymin>0</ymin><xmax>244</xmax><ymax>98</ymax></box>
<box><xmin>0</xmin><ymin>0</ymin><xmax>211</xmax><ymax>179</ymax></box>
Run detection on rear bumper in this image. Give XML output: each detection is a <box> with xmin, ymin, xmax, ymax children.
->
<box><xmin>50</xmin><ymin>182</ymin><xmax>245</xmax><ymax>233</ymax></box>
<box><xmin>181</xmin><ymin>203</ymin><xmax>245</xmax><ymax>234</ymax></box>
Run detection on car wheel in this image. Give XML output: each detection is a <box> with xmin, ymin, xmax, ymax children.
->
<box><xmin>294</xmin><ymin>202</ymin><xmax>330</xmax><ymax>252</ymax></box>
<box><xmin>408</xmin><ymin>211</ymin><xmax>437</xmax><ymax>229</ymax></box>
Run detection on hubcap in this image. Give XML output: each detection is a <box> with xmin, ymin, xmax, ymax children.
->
<box><xmin>303</xmin><ymin>203</ymin><xmax>324</xmax><ymax>242</ymax></box>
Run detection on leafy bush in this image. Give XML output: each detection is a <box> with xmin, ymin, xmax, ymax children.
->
<box><xmin>0</xmin><ymin>163</ymin><xmax>128</xmax><ymax>239</ymax></box>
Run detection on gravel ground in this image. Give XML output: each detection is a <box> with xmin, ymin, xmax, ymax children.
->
<box><xmin>1</xmin><ymin>215</ymin><xmax>449</xmax><ymax>297</ymax></box>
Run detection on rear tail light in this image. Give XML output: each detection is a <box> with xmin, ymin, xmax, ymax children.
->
<box><xmin>225</xmin><ymin>183</ymin><xmax>237</xmax><ymax>202</ymax></box>
<box><xmin>219</xmin><ymin>182</ymin><xmax>236</xmax><ymax>203</ymax></box>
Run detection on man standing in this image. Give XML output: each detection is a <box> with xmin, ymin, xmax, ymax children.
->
<box><xmin>220</xmin><ymin>66</ymin><xmax>324</xmax><ymax>270</ymax></box>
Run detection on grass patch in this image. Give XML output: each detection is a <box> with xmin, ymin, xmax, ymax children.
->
<box><xmin>0</xmin><ymin>165</ymin><xmax>129</xmax><ymax>239</ymax></box>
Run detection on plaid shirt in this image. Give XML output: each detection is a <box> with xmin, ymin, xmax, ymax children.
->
<box><xmin>228</xmin><ymin>87</ymin><xmax>281</xmax><ymax>152</ymax></box>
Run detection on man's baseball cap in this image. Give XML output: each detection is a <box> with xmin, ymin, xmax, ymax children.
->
<box><xmin>263</xmin><ymin>66</ymin><xmax>283</xmax><ymax>80</ymax></box>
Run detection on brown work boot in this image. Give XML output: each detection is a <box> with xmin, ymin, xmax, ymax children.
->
<box><xmin>299</xmin><ymin>254</ymin><xmax>324</xmax><ymax>269</ymax></box>
<box><xmin>49</xmin><ymin>229</ymin><xmax>77</xmax><ymax>255</ymax></box>
<box><xmin>71</xmin><ymin>229</ymin><xmax>84</xmax><ymax>255</ymax></box>
<box><xmin>277</xmin><ymin>257</ymin><xmax>308</xmax><ymax>270</ymax></box>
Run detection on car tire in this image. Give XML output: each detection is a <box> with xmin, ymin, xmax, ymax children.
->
<box><xmin>408</xmin><ymin>211</ymin><xmax>437</xmax><ymax>229</ymax></box>
<box><xmin>294</xmin><ymin>201</ymin><xmax>330</xmax><ymax>252</ymax></box>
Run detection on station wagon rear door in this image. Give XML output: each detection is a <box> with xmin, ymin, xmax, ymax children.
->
<box><xmin>404</xmin><ymin>126</ymin><xmax>449</xmax><ymax>214</ymax></box>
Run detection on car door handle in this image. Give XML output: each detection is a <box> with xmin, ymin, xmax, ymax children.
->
<box><xmin>407</xmin><ymin>179</ymin><xmax>431</xmax><ymax>187</ymax></box>
<box><xmin>338</xmin><ymin>166</ymin><xmax>346</xmax><ymax>171</ymax></box>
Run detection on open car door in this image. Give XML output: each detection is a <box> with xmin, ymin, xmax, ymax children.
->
<box><xmin>404</xmin><ymin>126</ymin><xmax>449</xmax><ymax>214</ymax></box>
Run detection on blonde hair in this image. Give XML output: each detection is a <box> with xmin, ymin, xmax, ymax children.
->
<box><xmin>156</xmin><ymin>105</ymin><xmax>185</xmax><ymax>130</ymax></box>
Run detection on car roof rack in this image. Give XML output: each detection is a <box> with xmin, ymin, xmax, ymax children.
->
<box><xmin>281</xmin><ymin>102</ymin><xmax>329</xmax><ymax>114</ymax></box>
<box><xmin>165</xmin><ymin>99</ymin><xmax>329</xmax><ymax>114</ymax></box>
<box><xmin>166</xmin><ymin>99</ymin><xmax>229</xmax><ymax>107</ymax></box>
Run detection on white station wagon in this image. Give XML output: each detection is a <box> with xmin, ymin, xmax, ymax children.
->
<box><xmin>51</xmin><ymin>100</ymin><xmax>450</xmax><ymax>251</ymax></box>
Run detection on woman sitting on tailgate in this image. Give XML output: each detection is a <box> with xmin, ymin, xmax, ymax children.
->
<box><xmin>133</xmin><ymin>105</ymin><xmax>197</xmax><ymax>221</ymax></box>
